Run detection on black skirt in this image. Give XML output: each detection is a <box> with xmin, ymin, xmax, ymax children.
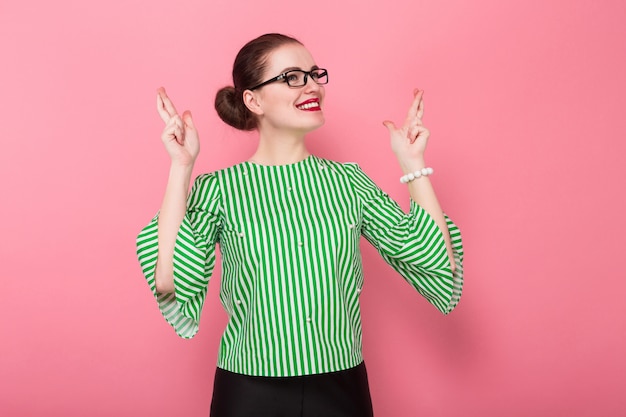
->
<box><xmin>210</xmin><ymin>361</ymin><xmax>374</xmax><ymax>417</ymax></box>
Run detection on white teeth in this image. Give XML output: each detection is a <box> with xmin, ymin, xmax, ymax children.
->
<box><xmin>297</xmin><ymin>102</ymin><xmax>320</xmax><ymax>110</ymax></box>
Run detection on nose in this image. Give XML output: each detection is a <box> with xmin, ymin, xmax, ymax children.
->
<box><xmin>303</xmin><ymin>75</ymin><xmax>322</xmax><ymax>93</ymax></box>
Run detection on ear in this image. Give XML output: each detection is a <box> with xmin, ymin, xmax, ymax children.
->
<box><xmin>243</xmin><ymin>90</ymin><xmax>264</xmax><ymax>116</ymax></box>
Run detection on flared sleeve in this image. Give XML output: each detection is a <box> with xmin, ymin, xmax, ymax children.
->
<box><xmin>346</xmin><ymin>164</ymin><xmax>463</xmax><ymax>314</ymax></box>
<box><xmin>136</xmin><ymin>173</ymin><xmax>222</xmax><ymax>338</ymax></box>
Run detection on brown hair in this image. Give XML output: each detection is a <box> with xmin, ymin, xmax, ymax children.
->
<box><xmin>214</xmin><ymin>33</ymin><xmax>303</xmax><ymax>131</ymax></box>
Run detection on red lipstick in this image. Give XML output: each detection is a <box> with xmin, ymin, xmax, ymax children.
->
<box><xmin>296</xmin><ymin>98</ymin><xmax>321</xmax><ymax>111</ymax></box>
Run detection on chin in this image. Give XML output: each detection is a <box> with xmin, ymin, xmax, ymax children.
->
<box><xmin>307</xmin><ymin>113</ymin><xmax>325</xmax><ymax>129</ymax></box>
<box><xmin>305</xmin><ymin>119</ymin><xmax>325</xmax><ymax>133</ymax></box>
<box><xmin>287</xmin><ymin>114</ymin><xmax>324</xmax><ymax>134</ymax></box>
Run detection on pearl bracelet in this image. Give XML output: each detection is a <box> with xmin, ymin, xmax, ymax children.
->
<box><xmin>400</xmin><ymin>167</ymin><xmax>434</xmax><ymax>183</ymax></box>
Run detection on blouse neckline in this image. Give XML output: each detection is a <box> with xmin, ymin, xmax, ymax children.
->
<box><xmin>242</xmin><ymin>154</ymin><xmax>316</xmax><ymax>169</ymax></box>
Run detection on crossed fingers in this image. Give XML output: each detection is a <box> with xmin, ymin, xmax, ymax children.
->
<box><xmin>404</xmin><ymin>89</ymin><xmax>428</xmax><ymax>143</ymax></box>
<box><xmin>404</xmin><ymin>89</ymin><xmax>424</xmax><ymax>128</ymax></box>
<box><xmin>157</xmin><ymin>87</ymin><xmax>178</xmax><ymax>123</ymax></box>
<box><xmin>157</xmin><ymin>87</ymin><xmax>187</xmax><ymax>145</ymax></box>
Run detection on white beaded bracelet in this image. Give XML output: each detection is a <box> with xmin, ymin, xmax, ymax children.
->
<box><xmin>400</xmin><ymin>167</ymin><xmax>434</xmax><ymax>183</ymax></box>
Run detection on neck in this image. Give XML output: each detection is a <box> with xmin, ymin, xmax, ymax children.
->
<box><xmin>249</xmin><ymin>128</ymin><xmax>311</xmax><ymax>166</ymax></box>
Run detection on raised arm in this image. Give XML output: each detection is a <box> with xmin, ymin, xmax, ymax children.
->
<box><xmin>154</xmin><ymin>87</ymin><xmax>200</xmax><ymax>293</ymax></box>
<box><xmin>383</xmin><ymin>89</ymin><xmax>455</xmax><ymax>272</ymax></box>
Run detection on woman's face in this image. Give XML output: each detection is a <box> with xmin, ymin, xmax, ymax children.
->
<box><xmin>251</xmin><ymin>43</ymin><xmax>326</xmax><ymax>135</ymax></box>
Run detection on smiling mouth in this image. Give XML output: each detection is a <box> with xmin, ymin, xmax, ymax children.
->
<box><xmin>296</xmin><ymin>99</ymin><xmax>321</xmax><ymax>111</ymax></box>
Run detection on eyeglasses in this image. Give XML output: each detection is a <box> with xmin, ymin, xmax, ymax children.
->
<box><xmin>248</xmin><ymin>68</ymin><xmax>329</xmax><ymax>91</ymax></box>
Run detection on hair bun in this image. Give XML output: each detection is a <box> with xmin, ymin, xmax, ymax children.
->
<box><xmin>214</xmin><ymin>86</ymin><xmax>255</xmax><ymax>131</ymax></box>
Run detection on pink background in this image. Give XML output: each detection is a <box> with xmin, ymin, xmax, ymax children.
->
<box><xmin>1</xmin><ymin>0</ymin><xmax>625</xmax><ymax>416</ymax></box>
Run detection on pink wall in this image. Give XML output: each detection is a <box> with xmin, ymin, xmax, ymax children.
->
<box><xmin>1</xmin><ymin>0</ymin><xmax>625</xmax><ymax>415</ymax></box>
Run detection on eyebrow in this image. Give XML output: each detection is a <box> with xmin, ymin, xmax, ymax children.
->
<box><xmin>279</xmin><ymin>65</ymin><xmax>320</xmax><ymax>73</ymax></box>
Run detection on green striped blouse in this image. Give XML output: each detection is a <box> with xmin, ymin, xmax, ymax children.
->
<box><xmin>136</xmin><ymin>155</ymin><xmax>463</xmax><ymax>377</ymax></box>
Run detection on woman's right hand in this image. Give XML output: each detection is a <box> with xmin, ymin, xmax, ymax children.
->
<box><xmin>157</xmin><ymin>87</ymin><xmax>200</xmax><ymax>167</ymax></box>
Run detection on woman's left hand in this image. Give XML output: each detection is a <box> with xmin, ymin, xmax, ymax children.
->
<box><xmin>383</xmin><ymin>89</ymin><xmax>430</xmax><ymax>171</ymax></box>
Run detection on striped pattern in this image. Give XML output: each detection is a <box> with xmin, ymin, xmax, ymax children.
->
<box><xmin>136</xmin><ymin>155</ymin><xmax>464</xmax><ymax>377</ymax></box>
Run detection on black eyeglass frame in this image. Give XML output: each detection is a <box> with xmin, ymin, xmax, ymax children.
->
<box><xmin>248</xmin><ymin>68</ymin><xmax>329</xmax><ymax>91</ymax></box>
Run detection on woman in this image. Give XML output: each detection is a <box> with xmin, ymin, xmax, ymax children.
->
<box><xmin>137</xmin><ymin>33</ymin><xmax>463</xmax><ymax>417</ymax></box>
